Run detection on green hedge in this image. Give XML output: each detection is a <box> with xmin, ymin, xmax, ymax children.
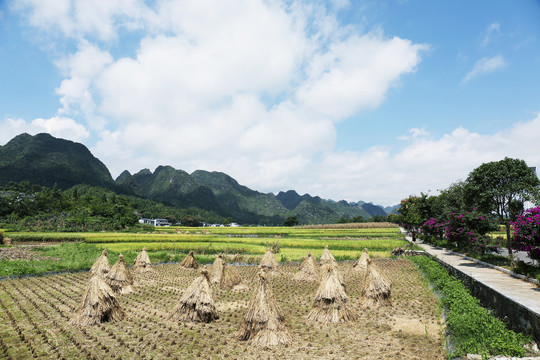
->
<box><xmin>410</xmin><ymin>256</ymin><xmax>530</xmax><ymax>358</ymax></box>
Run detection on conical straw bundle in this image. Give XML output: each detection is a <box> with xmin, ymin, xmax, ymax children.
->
<box><xmin>307</xmin><ymin>263</ymin><xmax>358</xmax><ymax>323</ymax></box>
<box><xmin>219</xmin><ymin>262</ymin><xmax>248</xmax><ymax>291</ymax></box>
<box><xmin>352</xmin><ymin>248</ymin><xmax>370</xmax><ymax>272</ymax></box>
<box><xmin>318</xmin><ymin>246</ymin><xmax>345</xmax><ymax>288</ymax></box>
<box><xmin>235</xmin><ymin>270</ymin><xmax>292</xmax><ymax>346</ymax></box>
<box><xmin>179</xmin><ymin>251</ymin><xmax>199</xmax><ymax>269</ymax></box>
<box><xmin>210</xmin><ymin>254</ymin><xmax>226</xmax><ymax>284</ymax></box>
<box><xmin>319</xmin><ymin>245</ymin><xmax>338</xmax><ymax>267</ymax></box>
<box><xmin>293</xmin><ymin>252</ymin><xmax>319</xmax><ymax>281</ymax></box>
<box><xmin>70</xmin><ymin>275</ymin><xmax>125</xmax><ymax>326</ymax></box>
<box><xmin>106</xmin><ymin>254</ymin><xmax>134</xmax><ymax>295</ymax></box>
<box><xmin>259</xmin><ymin>249</ymin><xmax>281</xmax><ymax>276</ymax></box>
<box><xmin>134</xmin><ymin>247</ymin><xmax>153</xmax><ymax>272</ymax></box>
<box><xmin>360</xmin><ymin>259</ymin><xmax>392</xmax><ymax>307</ymax></box>
<box><xmin>360</xmin><ymin>258</ymin><xmax>392</xmax><ymax>307</ymax></box>
<box><xmin>169</xmin><ymin>269</ymin><xmax>218</xmax><ymax>323</ymax></box>
<box><xmin>89</xmin><ymin>249</ymin><xmax>110</xmax><ymax>278</ymax></box>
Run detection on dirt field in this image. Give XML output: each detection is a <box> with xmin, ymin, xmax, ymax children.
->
<box><xmin>0</xmin><ymin>260</ymin><xmax>445</xmax><ymax>359</ymax></box>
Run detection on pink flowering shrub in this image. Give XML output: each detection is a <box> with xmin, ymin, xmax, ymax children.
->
<box><xmin>421</xmin><ymin>218</ymin><xmax>446</xmax><ymax>239</ymax></box>
<box><xmin>445</xmin><ymin>210</ymin><xmax>496</xmax><ymax>254</ymax></box>
<box><xmin>511</xmin><ymin>207</ymin><xmax>540</xmax><ymax>261</ymax></box>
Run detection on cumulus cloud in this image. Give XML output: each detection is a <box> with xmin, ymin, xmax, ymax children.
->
<box><xmin>463</xmin><ymin>55</ymin><xmax>507</xmax><ymax>83</ymax></box>
<box><xmin>9</xmin><ymin>0</ymin><xmax>430</xmax><ymax>205</ymax></box>
<box><xmin>0</xmin><ymin>116</ymin><xmax>89</xmax><ymax>145</ymax></box>
<box><xmin>295</xmin><ymin>113</ymin><xmax>540</xmax><ymax>205</ymax></box>
<box><xmin>55</xmin><ymin>41</ymin><xmax>113</xmax><ymax>130</ymax></box>
<box><xmin>12</xmin><ymin>0</ymin><xmax>152</xmax><ymax>41</ymax></box>
<box><xmin>57</xmin><ymin>1</ymin><xmax>424</xmax><ymax>184</ymax></box>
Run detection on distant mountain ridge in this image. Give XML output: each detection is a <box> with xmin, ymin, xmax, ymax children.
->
<box><xmin>0</xmin><ymin>133</ymin><xmax>396</xmax><ymax>224</ymax></box>
<box><xmin>117</xmin><ymin>167</ymin><xmax>388</xmax><ymax>224</ymax></box>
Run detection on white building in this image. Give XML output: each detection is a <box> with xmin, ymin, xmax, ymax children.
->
<box><xmin>138</xmin><ymin>218</ymin><xmax>171</xmax><ymax>226</ymax></box>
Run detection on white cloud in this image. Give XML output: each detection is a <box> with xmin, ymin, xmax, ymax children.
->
<box><xmin>463</xmin><ymin>55</ymin><xmax>507</xmax><ymax>83</ymax></box>
<box><xmin>55</xmin><ymin>41</ymin><xmax>113</xmax><ymax>130</ymax></box>
<box><xmin>11</xmin><ymin>0</ymin><xmax>429</xmax><ymax>205</ymax></box>
<box><xmin>290</xmin><ymin>112</ymin><xmax>540</xmax><ymax>205</ymax></box>
<box><xmin>481</xmin><ymin>22</ymin><xmax>501</xmax><ymax>47</ymax></box>
<box><xmin>397</xmin><ymin>127</ymin><xmax>430</xmax><ymax>140</ymax></box>
<box><xmin>0</xmin><ymin>116</ymin><xmax>89</xmax><ymax>145</ymax></box>
<box><xmin>296</xmin><ymin>34</ymin><xmax>426</xmax><ymax>119</ymax></box>
<box><xmin>62</xmin><ymin>1</ymin><xmax>425</xmax><ymax>186</ymax></box>
<box><xmin>13</xmin><ymin>0</ymin><xmax>152</xmax><ymax>41</ymax></box>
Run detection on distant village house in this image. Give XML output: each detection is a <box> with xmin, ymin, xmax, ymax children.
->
<box><xmin>138</xmin><ymin>218</ymin><xmax>172</xmax><ymax>226</ymax></box>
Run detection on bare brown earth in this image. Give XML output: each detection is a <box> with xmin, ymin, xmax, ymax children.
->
<box><xmin>0</xmin><ymin>260</ymin><xmax>445</xmax><ymax>359</ymax></box>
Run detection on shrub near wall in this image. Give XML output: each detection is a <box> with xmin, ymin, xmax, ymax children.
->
<box><xmin>512</xmin><ymin>206</ymin><xmax>540</xmax><ymax>261</ymax></box>
<box><xmin>445</xmin><ymin>210</ymin><xmax>497</xmax><ymax>254</ymax></box>
<box><xmin>410</xmin><ymin>256</ymin><xmax>530</xmax><ymax>358</ymax></box>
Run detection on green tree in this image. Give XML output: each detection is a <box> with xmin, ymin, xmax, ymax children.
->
<box><xmin>336</xmin><ymin>216</ymin><xmax>350</xmax><ymax>224</ymax></box>
<box><xmin>432</xmin><ymin>181</ymin><xmax>468</xmax><ymax>221</ymax></box>
<box><xmin>283</xmin><ymin>215</ymin><xmax>299</xmax><ymax>227</ymax></box>
<box><xmin>465</xmin><ymin>157</ymin><xmax>540</xmax><ymax>252</ymax></box>
<box><xmin>398</xmin><ymin>193</ymin><xmax>433</xmax><ymax>240</ymax></box>
<box><xmin>370</xmin><ymin>215</ymin><xmax>388</xmax><ymax>223</ymax></box>
<box><xmin>181</xmin><ymin>215</ymin><xmax>202</xmax><ymax>227</ymax></box>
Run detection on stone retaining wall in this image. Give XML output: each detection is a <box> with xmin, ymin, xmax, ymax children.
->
<box><xmin>430</xmin><ymin>255</ymin><xmax>540</xmax><ymax>343</ymax></box>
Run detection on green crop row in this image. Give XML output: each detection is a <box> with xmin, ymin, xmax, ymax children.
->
<box><xmin>409</xmin><ymin>256</ymin><xmax>530</xmax><ymax>358</ymax></box>
<box><xmin>156</xmin><ymin>226</ymin><xmax>400</xmax><ymax>237</ymax></box>
<box><xmin>99</xmin><ymin>240</ymin><xmax>392</xmax><ymax>261</ymax></box>
<box><xmin>90</xmin><ymin>236</ymin><xmax>409</xmax><ymax>252</ymax></box>
<box><xmin>5</xmin><ymin>229</ymin><xmax>403</xmax><ymax>245</ymax></box>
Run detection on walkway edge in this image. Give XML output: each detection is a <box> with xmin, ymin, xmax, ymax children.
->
<box><xmin>434</xmin><ymin>247</ymin><xmax>540</xmax><ymax>287</ymax></box>
<box><xmin>401</xmin><ymin>229</ymin><xmax>540</xmax><ymax>343</ymax></box>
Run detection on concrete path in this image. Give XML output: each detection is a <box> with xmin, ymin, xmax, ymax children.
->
<box><xmin>399</xmin><ymin>229</ymin><xmax>540</xmax><ymax>358</ymax></box>
<box><xmin>401</xmin><ymin>228</ymin><xmax>540</xmax><ymax>344</ymax></box>
<box><xmin>492</xmin><ymin>248</ymin><xmax>537</xmax><ymax>266</ymax></box>
<box><xmin>400</xmin><ymin>228</ymin><xmax>540</xmax><ymax>313</ymax></box>
<box><xmin>414</xmin><ymin>240</ymin><xmax>540</xmax><ymax>315</ymax></box>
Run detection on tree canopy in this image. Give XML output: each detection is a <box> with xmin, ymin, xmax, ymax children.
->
<box><xmin>464</xmin><ymin>157</ymin><xmax>540</xmax><ymax>248</ymax></box>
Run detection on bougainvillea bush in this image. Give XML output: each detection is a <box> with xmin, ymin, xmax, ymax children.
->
<box><xmin>445</xmin><ymin>211</ymin><xmax>497</xmax><ymax>254</ymax></box>
<box><xmin>511</xmin><ymin>207</ymin><xmax>540</xmax><ymax>261</ymax></box>
<box><xmin>421</xmin><ymin>218</ymin><xmax>446</xmax><ymax>239</ymax></box>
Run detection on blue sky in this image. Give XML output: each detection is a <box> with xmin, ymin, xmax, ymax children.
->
<box><xmin>1</xmin><ymin>0</ymin><xmax>539</xmax><ymax>206</ymax></box>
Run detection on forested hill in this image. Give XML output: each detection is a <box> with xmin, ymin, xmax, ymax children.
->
<box><xmin>0</xmin><ymin>133</ymin><xmax>115</xmax><ymax>190</ymax></box>
<box><xmin>116</xmin><ymin>167</ymin><xmax>386</xmax><ymax>224</ymax></box>
<box><xmin>0</xmin><ymin>133</ymin><xmax>394</xmax><ymax>225</ymax></box>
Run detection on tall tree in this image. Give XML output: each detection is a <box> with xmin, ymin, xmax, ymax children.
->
<box><xmin>465</xmin><ymin>157</ymin><xmax>540</xmax><ymax>252</ymax></box>
<box><xmin>398</xmin><ymin>193</ymin><xmax>433</xmax><ymax>240</ymax></box>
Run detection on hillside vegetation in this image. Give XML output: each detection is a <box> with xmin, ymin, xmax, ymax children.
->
<box><xmin>0</xmin><ymin>133</ymin><xmax>394</xmax><ymax>225</ymax></box>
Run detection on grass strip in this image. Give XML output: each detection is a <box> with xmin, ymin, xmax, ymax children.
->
<box><xmin>409</xmin><ymin>255</ymin><xmax>530</xmax><ymax>359</ymax></box>
<box><xmin>0</xmin><ymin>243</ymin><xmax>217</xmax><ymax>277</ymax></box>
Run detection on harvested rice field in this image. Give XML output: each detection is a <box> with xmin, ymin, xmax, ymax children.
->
<box><xmin>0</xmin><ymin>260</ymin><xmax>445</xmax><ymax>359</ymax></box>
